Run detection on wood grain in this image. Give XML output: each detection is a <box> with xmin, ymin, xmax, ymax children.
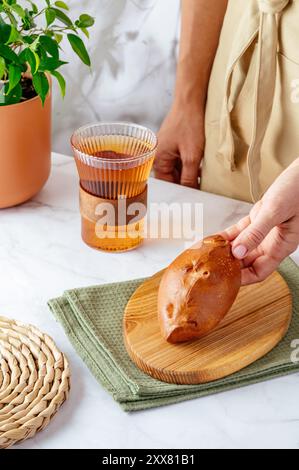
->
<box><xmin>123</xmin><ymin>270</ymin><xmax>292</xmax><ymax>384</ymax></box>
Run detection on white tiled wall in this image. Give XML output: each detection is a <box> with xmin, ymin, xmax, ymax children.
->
<box><xmin>53</xmin><ymin>0</ymin><xmax>180</xmax><ymax>154</ymax></box>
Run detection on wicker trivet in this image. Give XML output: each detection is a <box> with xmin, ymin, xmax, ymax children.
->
<box><xmin>0</xmin><ymin>316</ymin><xmax>70</xmax><ymax>449</ymax></box>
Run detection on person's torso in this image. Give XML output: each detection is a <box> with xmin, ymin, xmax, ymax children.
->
<box><xmin>201</xmin><ymin>0</ymin><xmax>299</xmax><ymax>202</ymax></box>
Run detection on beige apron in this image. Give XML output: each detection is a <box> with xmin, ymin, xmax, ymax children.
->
<box><xmin>201</xmin><ymin>0</ymin><xmax>299</xmax><ymax>202</ymax></box>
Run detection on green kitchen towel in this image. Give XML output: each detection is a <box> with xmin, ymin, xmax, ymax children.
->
<box><xmin>48</xmin><ymin>258</ymin><xmax>299</xmax><ymax>412</ymax></box>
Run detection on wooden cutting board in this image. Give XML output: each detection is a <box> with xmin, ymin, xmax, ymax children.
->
<box><xmin>123</xmin><ymin>270</ymin><xmax>292</xmax><ymax>385</ymax></box>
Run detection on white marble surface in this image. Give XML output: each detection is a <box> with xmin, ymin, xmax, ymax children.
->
<box><xmin>1</xmin><ymin>153</ymin><xmax>299</xmax><ymax>450</ymax></box>
<box><xmin>52</xmin><ymin>0</ymin><xmax>180</xmax><ymax>154</ymax></box>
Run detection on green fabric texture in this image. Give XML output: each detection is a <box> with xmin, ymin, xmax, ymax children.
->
<box><xmin>48</xmin><ymin>258</ymin><xmax>299</xmax><ymax>412</ymax></box>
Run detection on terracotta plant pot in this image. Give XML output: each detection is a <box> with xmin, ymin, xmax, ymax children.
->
<box><xmin>0</xmin><ymin>89</ymin><xmax>51</xmax><ymax>208</ymax></box>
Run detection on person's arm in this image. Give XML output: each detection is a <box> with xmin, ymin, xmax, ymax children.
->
<box><xmin>154</xmin><ymin>0</ymin><xmax>228</xmax><ymax>187</ymax></box>
<box><xmin>223</xmin><ymin>158</ymin><xmax>299</xmax><ymax>285</ymax></box>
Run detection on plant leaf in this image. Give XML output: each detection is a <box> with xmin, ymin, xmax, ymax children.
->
<box><xmin>0</xmin><ymin>23</ymin><xmax>11</xmax><ymax>44</ymax></box>
<box><xmin>51</xmin><ymin>69</ymin><xmax>65</xmax><ymax>97</ymax></box>
<box><xmin>5</xmin><ymin>10</ymin><xmax>17</xmax><ymax>26</ymax></box>
<box><xmin>80</xmin><ymin>27</ymin><xmax>89</xmax><ymax>39</ymax></box>
<box><xmin>45</xmin><ymin>7</ymin><xmax>56</xmax><ymax>26</ymax></box>
<box><xmin>67</xmin><ymin>33</ymin><xmax>90</xmax><ymax>66</ymax></box>
<box><xmin>15</xmin><ymin>48</ymin><xmax>29</xmax><ymax>72</ymax></box>
<box><xmin>7</xmin><ymin>63</ymin><xmax>21</xmax><ymax>94</ymax></box>
<box><xmin>21</xmin><ymin>10</ymin><xmax>35</xmax><ymax>30</ymax></box>
<box><xmin>26</xmin><ymin>48</ymin><xmax>39</xmax><ymax>74</ymax></box>
<box><xmin>28</xmin><ymin>1</ymin><xmax>38</xmax><ymax>15</ymax></box>
<box><xmin>75</xmin><ymin>14</ymin><xmax>94</xmax><ymax>28</ymax></box>
<box><xmin>7</xmin><ymin>25</ymin><xmax>20</xmax><ymax>43</ymax></box>
<box><xmin>54</xmin><ymin>33</ymin><xmax>63</xmax><ymax>44</ymax></box>
<box><xmin>10</xmin><ymin>4</ymin><xmax>26</xmax><ymax>19</ymax></box>
<box><xmin>32</xmin><ymin>71</ymin><xmax>49</xmax><ymax>105</ymax></box>
<box><xmin>39</xmin><ymin>56</ymin><xmax>67</xmax><ymax>71</ymax></box>
<box><xmin>0</xmin><ymin>43</ymin><xmax>19</xmax><ymax>63</ymax></box>
<box><xmin>39</xmin><ymin>35</ymin><xmax>59</xmax><ymax>60</ymax></box>
<box><xmin>18</xmin><ymin>48</ymin><xmax>27</xmax><ymax>62</ymax></box>
<box><xmin>54</xmin><ymin>1</ymin><xmax>69</xmax><ymax>10</ymax></box>
<box><xmin>29</xmin><ymin>36</ymin><xmax>39</xmax><ymax>51</ymax></box>
<box><xmin>0</xmin><ymin>56</ymin><xmax>5</xmax><ymax>79</ymax></box>
<box><xmin>52</xmin><ymin>7</ymin><xmax>73</xmax><ymax>27</ymax></box>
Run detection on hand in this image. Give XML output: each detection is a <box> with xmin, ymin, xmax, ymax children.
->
<box><xmin>223</xmin><ymin>158</ymin><xmax>299</xmax><ymax>285</ymax></box>
<box><xmin>154</xmin><ymin>103</ymin><xmax>205</xmax><ymax>188</ymax></box>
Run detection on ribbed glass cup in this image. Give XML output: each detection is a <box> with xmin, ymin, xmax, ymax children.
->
<box><xmin>70</xmin><ymin>122</ymin><xmax>157</xmax><ymax>252</ymax></box>
<box><xmin>71</xmin><ymin>122</ymin><xmax>157</xmax><ymax>200</ymax></box>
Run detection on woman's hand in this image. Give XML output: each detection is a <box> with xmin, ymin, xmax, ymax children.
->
<box><xmin>154</xmin><ymin>103</ymin><xmax>205</xmax><ymax>188</ymax></box>
<box><xmin>223</xmin><ymin>158</ymin><xmax>299</xmax><ymax>285</ymax></box>
<box><xmin>154</xmin><ymin>0</ymin><xmax>228</xmax><ymax>187</ymax></box>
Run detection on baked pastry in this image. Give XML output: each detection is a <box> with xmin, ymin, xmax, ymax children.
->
<box><xmin>158</xmin><ymin>235</ymin><xmax>241</xmax><ymax>343</ymax></box>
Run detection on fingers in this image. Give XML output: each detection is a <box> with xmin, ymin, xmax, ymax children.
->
<box><xmin>154</xmin><ymin>150</ymin><xmax>201</xmax><ymax>187</ymax></box>
<box><xmin>154</xmin><ymin>149</ymin><xmax>178</xmax><ymax>183</ymax></box>
<box><xmin>180</xmin><ymin>154</ymin><xmax>201</xmax><ymax>188</ymax></box>
<box><xmin>241</xmin><ymin>253</ymin><xmax>282</xmax><ymax>285</ymax></box>
<box><xmin>231</xmin><ymin>204</ymin><xmax>281</xmax><ymax>260</ymax></box>
<box><xmin>241</xmin><ymin>247</ymin><xmax>262</xmax><ymax>267</ymax></box>
<box><xmin>222</xmin><ymin>201</ymin><xmax>262</xmax><ymax>242</ymax></box>
<box><xmin>222</xmin><ymin>215</ymin><xmax>251</xmax><ymax>241</ymax></box>
<box><xmin>154</xmin><ymin>169</ymin><xmax>177</xmax><ymax>183</ymax></box>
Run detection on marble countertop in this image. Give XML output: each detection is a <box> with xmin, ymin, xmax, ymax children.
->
<box><xmin>1</xmin><ymin>152</ymin><xmax>298</xmax><ymax>450</ymax></box>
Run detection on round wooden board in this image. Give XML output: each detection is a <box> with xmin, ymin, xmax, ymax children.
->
<box><xmin>123</xmin><ymin>270</ymin><xmax>292</xmax><ymax>384</ymax></box>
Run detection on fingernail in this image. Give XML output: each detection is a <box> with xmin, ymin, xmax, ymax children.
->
<box><xmin>233</xmin><ymin>245</ymin><xmax>248</xmax><ymax>259</ymax></box>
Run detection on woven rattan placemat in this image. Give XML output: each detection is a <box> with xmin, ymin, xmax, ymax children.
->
<box><xmin>0</xmin><ymin>316</ymin><xmax>70</xmax><ymax>449</ymax></box>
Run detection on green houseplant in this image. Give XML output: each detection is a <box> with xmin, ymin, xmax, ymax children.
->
<box><xmin>0</xmin><ymin>0</ymin><xmax>94</xmax><ymax>208</ymax></box>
